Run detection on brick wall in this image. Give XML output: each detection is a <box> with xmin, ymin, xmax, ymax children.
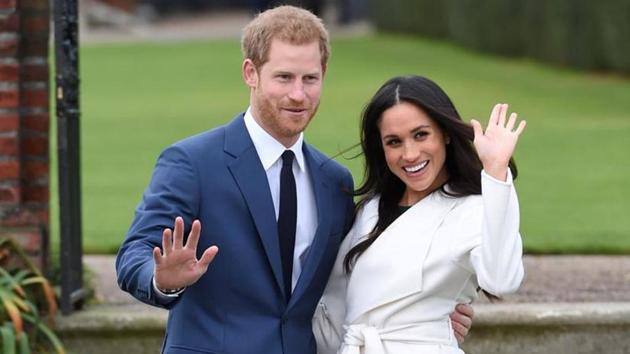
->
<box><xmin>0</xmin><ymin>0</ymin><xmax>49</xmax><ymax>271</ymax></box>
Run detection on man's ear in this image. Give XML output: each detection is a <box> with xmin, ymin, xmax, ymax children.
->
<box><xmin>242</xmin><ymin>59</ymin><xmax>258</xmax><ymax>88</ymax></box>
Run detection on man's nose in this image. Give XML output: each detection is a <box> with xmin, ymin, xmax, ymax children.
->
<box><xmin>288</xmin><ymin>82</ymin><xmax>306</xmax><ymax>102</ymax></box>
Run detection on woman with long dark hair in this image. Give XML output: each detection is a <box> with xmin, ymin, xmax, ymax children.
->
<box><xmin>313</xmin><ymin>75</ymin><xmax>526</xmax><ymax>354</ymax></box>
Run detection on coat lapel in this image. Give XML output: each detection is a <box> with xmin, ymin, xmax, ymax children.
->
<box><xmin>346</xmin><ymin>191</ymin><xmax>460</xmax><ymax>323</ymax></box>
<box><xmin>288</xmin><ymin>144</ymin><xmax>332</xmax><ymax>308</ymax></box>
<box><xmin>224</xmin><ymin>114</ymin><xmax>285</xmax><ymax>298</ymax></box>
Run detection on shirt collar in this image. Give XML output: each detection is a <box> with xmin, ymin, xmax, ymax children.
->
<box><xmin>244</xmin><ymin>107</ymin><xmax>306</xmax><ymax>171</ymax></box>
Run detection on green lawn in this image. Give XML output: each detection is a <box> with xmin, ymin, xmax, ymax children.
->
<box><xmin>50</xmin><ymin>33</ymin><xmax>630</xmax><ymax>254</ymax></box>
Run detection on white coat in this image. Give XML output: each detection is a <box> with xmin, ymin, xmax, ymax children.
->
<box><xmin>313</xmin><ymin>171</ymin><xmax>524</xmax><ymax>354</ymax></box>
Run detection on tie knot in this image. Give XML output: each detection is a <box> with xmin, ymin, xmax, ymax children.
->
<box><xmin>281</xmin><ymin>150</ymin><xmax>295</xmax><ymax>166</ymax></box>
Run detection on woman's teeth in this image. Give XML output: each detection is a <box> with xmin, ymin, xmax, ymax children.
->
<box><xmin>404</xmin><ymin>160</ymin><xmax>428</xmax><ymax>173</ymax></box>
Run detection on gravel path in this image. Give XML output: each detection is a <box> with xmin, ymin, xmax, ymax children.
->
<box><xmin>477</xmin><ymin>255</ymin><xmax>630</xmax><ymax>303</ymax></box>
<box><xmin>88</xmin><ymin>255</ymin><xmax>630</xmax><ymax>305</ymax></box>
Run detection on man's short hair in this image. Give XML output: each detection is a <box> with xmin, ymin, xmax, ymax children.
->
<box><xmin>241</xmin><ymin>5</ymin><xmax>330</xmax><ymax>69</ymax></box>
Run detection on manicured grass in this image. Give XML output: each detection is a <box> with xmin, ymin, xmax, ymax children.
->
<box><xmin>50</xmin><ymin>33</ymin><xmax>630</xmax><ymax>254</ymax></box>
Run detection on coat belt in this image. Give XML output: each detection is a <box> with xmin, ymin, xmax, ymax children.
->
<box><xmin>339</xmin><ymin>319</ymin><xmax>455</xmax><ymax>354</ymax></box>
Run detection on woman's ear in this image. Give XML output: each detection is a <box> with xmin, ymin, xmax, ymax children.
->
<box><xmin>242</xmin><ymin>59</ymin><xmax>258</xmax><ymax>88</ymax></box>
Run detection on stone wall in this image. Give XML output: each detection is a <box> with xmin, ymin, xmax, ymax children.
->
<box><xmin>56</xmin><ymin>303</ymin><xmax>630</xmax><ymax>354</ymax></box>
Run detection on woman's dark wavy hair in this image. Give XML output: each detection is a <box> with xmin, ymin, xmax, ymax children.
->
<box><xmin>344</xmin><ymin>75</ymin><xmax>518</xmax><ymax>278</ymax></box>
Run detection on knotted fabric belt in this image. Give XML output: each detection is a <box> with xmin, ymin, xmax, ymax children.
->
<box><xmin>339</xmin><ymin>319</ymin><xmax>454</xmax><ymax>354</ymax></box>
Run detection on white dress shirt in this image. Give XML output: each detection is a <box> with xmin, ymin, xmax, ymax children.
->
<box><xmin>244</xmin><ymin>108</ymin><xmax>319</xmax><ymax>291</ymax></box>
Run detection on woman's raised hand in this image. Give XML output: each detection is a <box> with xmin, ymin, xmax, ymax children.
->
<box><xmin>471</xmin><ymin>103</ymin><xmax>526</xmax><ymax>181</ymax></box>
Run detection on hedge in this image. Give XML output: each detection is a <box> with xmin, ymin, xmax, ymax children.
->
<box><xmin>371</xmin><ymin>0</ymin><xmax>630</xmax><ymax>74</ymax></box>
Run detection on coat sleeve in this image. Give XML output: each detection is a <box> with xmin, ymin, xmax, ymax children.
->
<box><xmin>312</xmin><ymin>224</ymin><xmax>355</xmax><ymax>354</ymax></box>
<box><xmin>115</xmin><ymin>145</ymin><xmax>200</xmax><ymax>308</ymax></box>
<box><xmin>470</xmin><ymin>170</ymin><xmax>524</xmax><ymax>296</ymax></box>
<box><xmin>313</xmin><ymin>198</ymin><xmax>378</xmax><ymax>354</ymax></box>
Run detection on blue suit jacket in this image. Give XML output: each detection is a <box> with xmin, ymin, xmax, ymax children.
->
<box><xmin>116</xmin><ymin>114</ymin><xmax>355</xmax><ymax>354</ymax></box>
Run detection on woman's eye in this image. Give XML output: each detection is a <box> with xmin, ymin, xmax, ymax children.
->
<box><xmin>415</xmin><ymin>131</ymin><xmax>429</xmax><ymax>139</ymax></box>
<box><xmin>385</xmin><ymin>139</ymin><xmax>400</xmax><ymax>146</ymax></box>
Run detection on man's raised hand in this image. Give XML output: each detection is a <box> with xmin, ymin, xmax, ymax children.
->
<box><xmin>153</xmin><ymin>217</ymin><xmax>218</xmax><ymax>291</ymax></box>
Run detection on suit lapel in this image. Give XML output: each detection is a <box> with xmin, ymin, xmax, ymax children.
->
<box><xmin>224</xmin><ymin>114</ymin><xmax>285</xmax><ymax>298</ymax></box>
<box><xmin>289</xmin><ymin>144</ymin><xmax>332</xmax><ymax>308</ymax></box>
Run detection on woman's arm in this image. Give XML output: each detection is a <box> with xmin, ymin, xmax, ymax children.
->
<box><xmin>312</xmin><ymin>226</ymin><xmax>355</xmax><ymax>354</ymax></box>
<box><xmin>470</xmin><ymin>170</ymin><xmax>524</xmax><ymax>295</ymax></box>
<box><xmin>469</xmin><ymin>103</ymin><xmax>526</xmax><ymax>296</ymax></box>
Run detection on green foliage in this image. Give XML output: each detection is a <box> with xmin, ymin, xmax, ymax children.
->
<box><xmin>520</xmin><ymin>0</ymin><xmax>605</xmax><ymax>69</ymax></box>
<box><xmin>0</xmin><ymin>239</ymin><xmax>65</xmax><ymax>354</ymax></box>
<box><xmin>446</xmin><ymin>0</ymin><xmax>525</xmax><ymax>56</ymax></box>
<box><xmin>371</xmin><ymin>0</ymin><xmax>630</xmax><ymax>73</ymax></box>
<box><xmin>372</xmin><ymin>0</ymin><xmax>449</xmax><ymax>38</ymax></box>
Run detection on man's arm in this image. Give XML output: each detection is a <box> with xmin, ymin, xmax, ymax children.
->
<box><xmin>115</xmin><ymin>145</ymin><xmax>215</xmax><ymax>307</ymax></box>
